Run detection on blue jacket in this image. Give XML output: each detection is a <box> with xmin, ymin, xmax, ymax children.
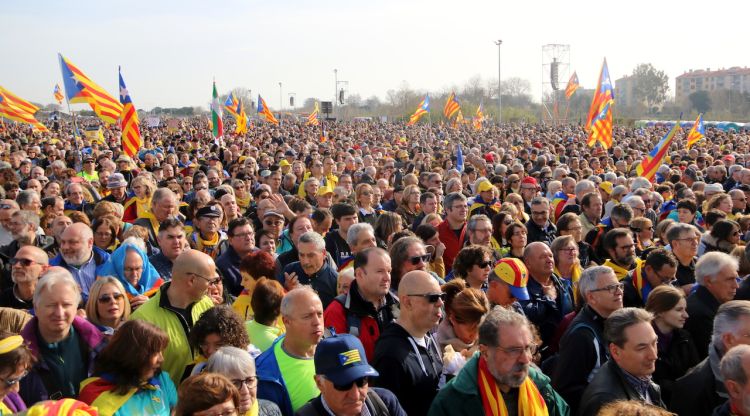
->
<box><xmin>256</xmin><ymin>336</ymin><xmax>293</xmax><ymax>416</ymax></box>
<box><xmin>215</xmin><ymin>245</ymin><xmax>244</xmax><ymax>297</ymax></box>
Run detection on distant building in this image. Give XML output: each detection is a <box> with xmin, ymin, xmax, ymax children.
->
<box><xmin>676</xmin><ymin>67</ymin><xmax>750</xmax><ymax>102</ymax></box>
<box><xmin>615</xmin><ymin>75</ymin><xmax>636</xmax><ymax>108</ymax></box>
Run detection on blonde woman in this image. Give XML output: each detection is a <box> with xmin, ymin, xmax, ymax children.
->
<box><xmin>395</xmin><ymin>184</ymin><xmax>421</xmax><ymax>229</ymax></box>
<box><xmin>122</xmin><ymin>175</ymin><xmax>155</xmax><ymax>223</ymax></box>
<box><xmin>85</xmin><ymin>277</ymin><xmax>131</xmax><ymax>334</ymax></box>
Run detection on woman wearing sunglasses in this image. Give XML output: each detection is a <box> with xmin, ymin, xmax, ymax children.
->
<box><xmin>700</xmin><ymin>219</ymin><xmax>741</xmax><ymax>256</ymax></box>
<box><xmin>450</xmin><ymin>245</ymin><xmax>494</xmax><ymax>290</ymax></box>
<box><xmin>0</xmin><ymin>332</ymin><xmax>33</xmax><ymax>414</ymax></box>
<box><xmin>79</xmin><ymin>320</ymin><xmax>177</xmax><ymax>415</ymax></box>
<box><xmin>85</xmin><ymin>277</ymin><xmax>131</xmax><ymax>335</ymax></box>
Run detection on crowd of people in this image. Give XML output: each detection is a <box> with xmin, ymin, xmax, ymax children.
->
<box><xmin>0</xmin><ymin>115</ymin><xmax>749</xmax><ymax>415</ymax></box>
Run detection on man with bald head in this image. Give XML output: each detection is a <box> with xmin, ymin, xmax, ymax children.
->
<box><xmin>130</xmin><ymin>249</ymin><xmax>215</xmax><ymax>387</ymax></box>
<box><xmin>0</xmin><ymin>246</ymin><xmax>48</xmax><ymax>310</ymax></box>
<box><xmin>372</xmin><ymin>270</ymin><xmax>444</xmax><ymax>416</ymax></box>
<box><xmin>257</xmin><ymin>286</ymin><xmax>325</xmax><ymax>415</ymax></box>
<box><xmin>50</xmin><ymin>223</ymin><xmax>110</xmax><ymax>302</ymax></box>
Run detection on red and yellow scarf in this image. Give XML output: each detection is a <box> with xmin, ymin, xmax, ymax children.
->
<box><xmin>477</xmin><ymin>356</ymin><xmax>547</xmax><ymax>416</ymax></box>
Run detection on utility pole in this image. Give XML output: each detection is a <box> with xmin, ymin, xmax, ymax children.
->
<box><xmin>495</xmin><ymin>39</ymin><xmax>503</xmax><ymax>125</ymax></box>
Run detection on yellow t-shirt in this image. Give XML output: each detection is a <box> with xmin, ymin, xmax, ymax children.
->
<box><xmin>274</xmin><ymin>340</ymin><xmax>319</xmax><ymax>412</ymax></box>
<box><xmin>0</xmin><ymin>402</ymin><xmax>12</xmax><ymax>415</ymax></box>
<box><xmin>246</xmin><ymin>320</ymin><xmax>283</xmax><ymax>352</ymax></box>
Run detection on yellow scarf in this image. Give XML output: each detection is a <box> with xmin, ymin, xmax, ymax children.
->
<box><xmin>236</xmin><ymin>194</ymin><xmax>251</xmax><ymax>210</ymax></box>
<box><xmin>244</xmin><ymin>399</ymin><xmax>259</xmax><ymax>416</ymax></box>
<box><xmin>477</xmin><ymin>355</ymin><xmax>547</xmax><ymax>416</ymax></box>
<box><xmin>603</xmin><ymin>258</ymin><xmax>643</xmax><ymax>281</ymax></box>
<box><xmin>135</xmin><ymin>196</ymin><xmax>152</xmax><ymax>219</ymax></box>
<box><xmin>555</xmin><ymin>263</ymin><xmax>582</xmax><ymax>306</ymax></box>
<box><xmin>193</xmin><ymin>232</ymin><xmax>221</xmax><ymax>258</ymax></box>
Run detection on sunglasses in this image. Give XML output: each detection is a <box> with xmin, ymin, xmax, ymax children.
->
<box><xmin>409</xmin><ymin>254</ymin><xmax>431</xmax><ymax>265</ymax></box>
<box><xmin>476</xmin><ymin>261</ymin><xmax>494</xmax><ymax>268</ymax></box>
<box><xmin>9</xmin><ymin>258</ymin><xmax>37</xmax><ymax>267</ymax></box>
<box><xmin>407</xmin><ymin>293</ymin><xmax>446</xmax><ymax>303</ymax></box>
<box><xmin>98</xmin><ymin>293</ymin><xmax>125</xmax><ymax>303</ymax></box>
<box><xmin>332</xmin><ymin>376</ymin><xmax>369</xmax><ymax>391</ymax></box>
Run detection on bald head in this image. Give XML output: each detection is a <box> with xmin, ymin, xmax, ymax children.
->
<box><xmin>63</xmin><ymin>222</ymin><xmax>93</xmax><ymax>241</ymax></box>
<box><xmin>398</xmin><ymin>270</ymin><xmax>437</xmax><ymax>297</ymax></box>
<box><xmin>16</xmin><ymin>245</ymin><xmax>49</xmax><ymax>265</ymax></box>
<box><xmin>172</xmin><ymin>249</ymin><xmax>216</xmax><ymax>281</ymax></box>
<box><xmin>523</xmin><ymin>241</ymin><xmax>550</xmax><ymax>260</ymax></box>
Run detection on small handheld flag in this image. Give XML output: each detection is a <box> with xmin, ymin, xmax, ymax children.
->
<box><xmin>473</xmin><ymin>101</ymin><xmax>485</xmax><ymax>130</ymax></box>
<box><xmin>211</xmin><ymin>81</ymin><xmax>224</xmax><ymax>138</ymax></box>
<box><xmin>53</xmin><ymin>84</ymin><xmax>64</xmax><ymax>105</ymax></box>
<box><xmin>224</xmin><ymin>92</ymin><xmax>239</xmax><ymax>118</ymax></box>
<box><xmin>407</xmin><ymin>95</ymin><xmax>430</xmax><ymax>125</ymax></box>
<box><xmin>586</xmin><ymin>59</ymin><xmax>615</xmax><ymax>149</ymax></box>
<box><xmin>456</xmin><ymin>144</ymin><xmax>464</xmax><ymax>173</ymax></box>
<box><xmin>235</xmin><ymin>98</ymin><xmax>248</xmax><ymax>135</ymax></box>
<box><xmin>686</xmin><ymin>114</ymin><xmax>706</xmax><ymax>149</ymax></box>
<box><xmin>257</xmin><ymin>95</ymin><xmax>279</xmax><ymax>125</ymax></box>
<box><xmin>443</xmin><ymin>92</ymin><xmax>460</xmax><ymax>119</ymax></box>
<box><xmin>118</xmin><ymin>67</ymin><xmax>142</xmax><ymax>157</ymax></box>
<box><xmin>565</xmin><ymin>72</ymin><xmax>579</xmax><ymax>99</ymax></box>
<box><xmin>636</xmin><ymin>122</ymin><xmax>681</xmax><ymax>182</ymax></box>
<box><xmin>307</xmin><ymin>102</ymin><xmax>320</xmax><ymax>126</ymax></box>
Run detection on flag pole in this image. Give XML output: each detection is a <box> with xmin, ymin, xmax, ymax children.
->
<box><xmin>58</xmin><ymin>54</ymin><xmax>80</xmax><ymax>151</ymax></box>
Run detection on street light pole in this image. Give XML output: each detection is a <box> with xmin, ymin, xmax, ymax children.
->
<box><xmin>495</xmin><ymin>39</ymin><xmax>502</xmax><ymax>125</ymax></box>
<box><xmin>334</xmin><ymin>69</ymin><xmax>338</xmax><ymax>117</ymax></box>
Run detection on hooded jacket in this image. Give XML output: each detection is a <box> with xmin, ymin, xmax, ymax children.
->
<box><xmin>96</xmin><ymin>242</ymin><xmax>163</xmax><ymax>298</ymax></box>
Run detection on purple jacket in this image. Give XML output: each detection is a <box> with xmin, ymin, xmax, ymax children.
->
<box><xmin>19</xmin><ymin>316</ymin><xmax>106</xmax><ymax>406</ymax></box>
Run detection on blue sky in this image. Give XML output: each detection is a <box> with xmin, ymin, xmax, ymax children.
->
<box><xmin>1</xmin><ymin>0</ymin><xmax>745</xmax><ymax>110</ymax></box>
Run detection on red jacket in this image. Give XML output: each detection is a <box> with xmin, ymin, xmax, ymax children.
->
<box><xmin>323</xmin><ymin>281</ymin><xmax>399</xmax><ymax>361</ymax></box>
<box><xmin>437</xmin><ymin>219</ymin><xmax>466</xmax><ymax>274</ymax></box>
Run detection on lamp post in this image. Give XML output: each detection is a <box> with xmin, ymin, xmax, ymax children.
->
<box><xmin>333</xmin><ymin>69</ymin><xmax>338</xmax><ymax>116</ymax></box>
<box><xmin>495</xmin><ymin>39</ymin><xmax>502</xmax><ymax>125</ymax></box>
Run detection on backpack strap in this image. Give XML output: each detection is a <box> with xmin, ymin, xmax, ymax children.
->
<box><xmin>567</xmin><ymin>321</ymin><xmax>606</xmax><ymax>382</ymax></box>
<box><xmin>332</xmin><ymin>293</ymin><xmax>362</xmax><ymax>338</ymax></box>
<box><xmin>365</xmin><ymin>390</ymin><xmax>390</xmax><ymax>416</ymax></box>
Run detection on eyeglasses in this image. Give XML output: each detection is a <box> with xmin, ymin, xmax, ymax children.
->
<box><xmin>559</xmin><ymin>247</ymin><xmax>579</xmax><ymax>254</ymax></box>
<box><xmin>0</xmin><ymin>370</ymin><xmax>28</xmax><ymax>387</ymax></box>
<box><xmin>492</xmin><ymin>343</ymin><xmax>538</xmax><ymax>359</ymax></box>
<box><xmin>188</xmin><ymin>272</ymin><xmax>222</xmax><ymax>286</ymax></box>
<box><xmin>407</xmin><ymin>293</ymin><xmax>445</xmax><ymax>303</ymax></box>
<box><xmin>476</xmin><ymin>261</ymin><xmax>494</xmax><ymax>268</ymax></box>
<box><xmin>331</xmin><ymin>376</ymin><xmax>369</xmax><ymax>391</ymax></box>
<box><xmin>590</xmin><ymin>282</ymin><xmax>625</xmax><ymax>294</ymax></box>
<box><xmin>675</xmin><ymin>236</ymin><xmax>700</xmax><ymax>244</ymax></box>
<box><xmin>9</xmin><ymin>258</ymin><xmax>38</xmax><ymax>267</ymax></box>
<box><xmin>503</xmin><ymin>219</ymin><xmax>513</xmax><ymax>225</ymax></box>
<box><xmin>264</xmin><ymin>220</ymin><xmax>283</xmax><ymax>226</ymax></box>
<box><xmin>98</xmin><ymin>293</ymin><xmax>124</xmax><ymax>304</ymax></box>
<box><xmin>531</xmin><ymin>211</ymin><xmax>547</xmax><ymax>217</ymax></box>
<box><xmin>409</xmin><ymin>254</ymin><xmax>431</xmax><ymax>265</ymax></box>
<box><xmin>232</xmin><ymin>232</ymin><xmax>254</xmax><ymax>239</ymax></box>
<box><xmin>231</xmin><ymin>376</ymin><xmax>258</xmax><ymax>390</ymax></box>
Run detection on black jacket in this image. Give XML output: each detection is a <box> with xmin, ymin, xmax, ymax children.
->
<box><xmin>671</xmin><ymin>355</ymin><xmax>725</xmax><ymax>416</ymax></box>
<box><xmin>525</xmin><ymin>220</ymin><xmax>557</xmax><ymax>246</ymax></box>
<box><xmin>620</xmin><ymin>275</ymin><xmax>645</xmax><ymax>308</ymax></box>
<box><xmin>521</xmin><ymin>274</ymin><xmax>574</xmax><ymax>357</ymax></box>
<box><xmin>295</xmin><ymin>388</ymin><xmax>406</xmax><ymax>416</ymax></box>
<box><xmin>685</xmin><ymin>285</ymin><xmax>721</xmax><ymax>359</ymax></box>
<box><xmin>578</xmin><ymin>360</ymin><xmax>665</xmax><ymax>416</ymax></box>
<box><xmin>372</xmin><ymin>323</ymin><xmax>443</xmax><ymax>416</ymax></box>
<box><xmin>652</xmin><ymin>325</ymin><xmax>700</xmax><ymax>405</ymax></box>
<box><xmin>552</xmin><ymin>305</ymin><xmax>608</xmax><ymax>413</ymax></box>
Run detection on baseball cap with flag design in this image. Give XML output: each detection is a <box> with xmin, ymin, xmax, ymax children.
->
<box><xmin>492</xmin><ymin>258</ymin><xmax>530</xmax><ymax>301</ymax></box>
<box><xmin>314</xmin><ymin>334</ymin><xmax>379</xmax><ymax>385</ymax></box>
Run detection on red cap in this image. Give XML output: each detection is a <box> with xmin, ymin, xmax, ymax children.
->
<box><xmin>521</xmin><ymin>177</ymin><xmax>538</xmax><ymax>187</ymax></box>
<box><xmin>724</xmin><ymin>155</ymin><xmax>735</xmax><ymax>161</ymax></box>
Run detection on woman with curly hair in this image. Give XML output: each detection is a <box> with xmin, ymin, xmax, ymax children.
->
<box><xmin>78</xmin><ymin>320</ymin><xmax>177</xmax><ymax>415</ymax></box>
<box><xmin>189</xmin><ymin>305</ymin><xmax>254</xmax><ymax>375</ymax></box>
<box><xmin>451</xmin><ymin>245</ymin><xmax>494</xmax><ymax>290</ymax></box>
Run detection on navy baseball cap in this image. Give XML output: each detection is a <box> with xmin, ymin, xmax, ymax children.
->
<box><xmin>314</xmin><ymin>334</ymin><xmax>379</xmax><ymax>385</ymax></box>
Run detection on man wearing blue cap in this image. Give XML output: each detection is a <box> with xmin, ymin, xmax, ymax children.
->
<box><xmin>296</xmin><ymin>334</ymin><xmax>406</xmax><ymax>416</ymax></box>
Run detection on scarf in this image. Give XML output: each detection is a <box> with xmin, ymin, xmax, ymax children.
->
<box><xmin>134</xmin><ymin>196</ymin><xmax>152</xmax><ymax>219</ymax></box>
<box><xmin>477</xmin><ymin>355</ymin><xmax>547</xmax><ymax>416</ymax></box>
<box><xmin>193</xmin><ymin>231</ymin><xmax>221</xmax><ymax>258</ymax></box>
<box><xmin>602</xmin><ymin>258</ymin><xmax>641</xmax><ymax>281</ymax></box>
<box><xmin>631</xmin><ymin>264</ymin><xmax>653</xmax><ymax>301</ymax></box>
<box><xmin>554</xmin><ymin>263</ymin><xmax>582</xmax><ymax>306</ymax></box>
<box><xmin>236</xmin><ymin>194</ymin><xmax>251</xmax><ymax>210</ymax></box>
<box><xmin>245</xmin><ymin>399</ymin><xmax>259</xmax><ymax>416</ymax></box>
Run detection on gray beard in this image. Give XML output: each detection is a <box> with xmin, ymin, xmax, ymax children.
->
<box><xmin>62</xmin><ymin>251</ymin><xmax>91</xmax><ymax>267</ymax></box>
<box><xmin>489</xmin><ymin>362</ymin><xmax>529</xmax><ymax>389</ymax></box>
